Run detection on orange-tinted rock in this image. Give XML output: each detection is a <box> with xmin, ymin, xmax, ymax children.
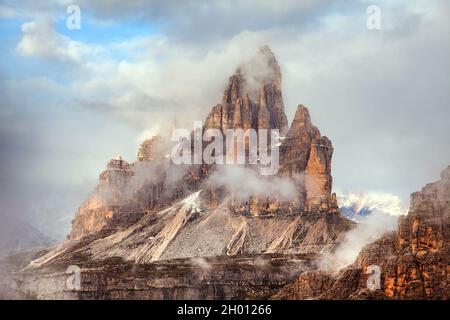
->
<box><xmin>204</xmin><ymin>46</ymin><xmax>288</xmax><ymax>134</ymax></box>
<box><xmin>69</xmin><ymin>157</ymin><xmax>135</xmax><ymax>240</ymax></box>
<box><xmin>279</xmin><ymin>105</ymin><xmax>320</xmax><ymax>177</ymax></box>
<box><xmin>305</xmin><ymin>136</ymin><xmax>334</xmax><ymax>211</ymax></box>
<box><xmin>257</xmin><ymin>86</ymin><xmax>271</xmax><ymax>130</ymax></box>
<box><xmin>70</xmin><ymin>138</ymin><xmax>172</xmax><ymax>240</ymax></box>
<box><xmin>279</xmin><ymin>105</ymin><xmax>336</xmax><ymax>212</ymax></box>
<box><xmin>276</xmin><ymin>165</ymin><xmax>450</xmax><ymax>300</ymax></box>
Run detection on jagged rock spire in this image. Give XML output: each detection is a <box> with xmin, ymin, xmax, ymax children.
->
<box><xmin>205</xmin><ymin>46</ymin><xmax>288</xmax><ymax>134</ymax></box>
<box><xmin>280</xmin><ymin>104</ymin><xmax>335</xmax><ymax>211</ymax></box>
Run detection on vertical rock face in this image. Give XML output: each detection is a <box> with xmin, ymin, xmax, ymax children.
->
<box><xmin>353</xmin><ymin>166</ymin><xmax>449</xmax><ymax>299</ymax></box>
<box><xmin>8</xmin><ymin>47</ymin><xmax>448</xmax><ymax>301</ymax></box>
<box><xmin>203</xmin><ymin>48</ymin><xmax>336</xmax><ymax>216</ymax></box>
<box><xmin>69</xmin><ymin>158</ymin><xmax>133</xmax><ymax>240</ymax></box>
<box><xmin>275</xmin><ymin>166</ymin><xmax>450</xmax><ymax>300</ymax></box>
<box><xmin>398</xmin><ymin>167</ymin><xmax>450</xmax><ymax>257</ymax></box>
<box><xmin>137</xmin><ymin>137</ymin><xmax>159</xmax><ymax>161</ymax></box>
<box><xmin>279</xmin><ymin>105</ymin><xmax>320</xmax><ymax>176</ymax></box>
<box><xmin>351</xmin><ymin>167</ymin><xmax>450</xmax><ymax>299</ymax></box>
<box><xmin>305</xmin><ymin>136</ymin><xmax>334</xmax><ymax>211</ymax></box>
<box><xmin>135</xmin><ymin>137</ymin><xmax>170</xmax><ymax>209</ymax></box>
<box><xmin>279</xmin><ymin>105</ymin><xmax>336</xmax><ymax>212</ymax></box>
<box><xmin>70</xmin><ymin>157</ymin><xmax>135</xmax><ymax>240</ymax></box>
<box><xmin>9</xmin><ymin>47</ymin><xmax>371</xmax><ymax>300</ymax></box>
<box><xmin>101</xmin><ymin>157</ymin><xmax>134</xmax><ymax>187</ymax></box>
<box><xmin>258</xmin><ymin>45</ymin><xmax>287</xmax><ymax>133</ymax></box>
<box><xmin>204</xmin><ymin>46</ymin><xmax>288</xmax><ymax>134</ymax></box>
<box><xmin>70</xmin><ymin>136</ymin><xmax>172</xmax><ymax>240</ymax></box>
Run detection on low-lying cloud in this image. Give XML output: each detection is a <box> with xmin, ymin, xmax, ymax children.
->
<box><xmin>207</xmin><ymin>166</ymin><xmax>298</xmax><ymax>201</ymax></box>
<box><xmin>319</xmin><ymin>210</ymin><xmax>400</xmax><ymax>272</ymax></box>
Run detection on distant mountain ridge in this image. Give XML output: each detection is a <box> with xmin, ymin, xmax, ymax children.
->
<box><xmin>338</xmin><ymin>192</ymin><xmax>407</xmax><ymax>222</ymax></box>
<box><xmin>0</xmin><ymin>215</ymin><xmax>52</xmax><ymax>258</ymax></box>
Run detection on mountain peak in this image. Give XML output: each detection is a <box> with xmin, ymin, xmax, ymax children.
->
<box><xmin>206</xmin><ymin>47</ymin><xmax>288</xmax><ymax>134</ymax></box>
<box><xmin>293</xmin><ymin>104</ymin><xmax>312</xmax><ymax>125</ymax></box>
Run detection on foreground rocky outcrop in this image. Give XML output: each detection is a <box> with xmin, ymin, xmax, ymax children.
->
<box><xmin>205</xmin><ymin>45</ymin><xmax>288</xmax><ymax>135</ymax></box>
<box><xmin>274</xmin><ymin>166</ymin><xmax>450</xmax><ymax>300</ymax></box>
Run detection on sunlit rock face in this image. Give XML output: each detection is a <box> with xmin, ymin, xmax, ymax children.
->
<box><xmin>203</xmin><ymin>49</ymin><xmax>337</xmax><ymax>216</ymax></box>
<box><xmin>351</xmin><ymin>166</ymin><xmax>450</xmax><ymax>299</ymax></box>
<box><xmin>69</xmin><ymin>138</ymin><xmax>180</xmax><ymax>241</ymax></box>
<box><xmin>275</xmin><ymin>166</ymin><xmax>450</xmax><ymax>300</ymax></box>
<box><xmin>278</xmin><ymin>105</ymin><xmax>336</xmax><ymax>213</ymax></box>
<box><xmin>56</xmin><ymin>47</ymin><xmax>348</xmax><ymax>259</ymax></box>
<box><xmin>204</xmin><ymin>46</ymin><xmax>288</xmax><ymax>134</ymax></box>
<box><xmin>69</xmin><ymin>157</ymin><xmax>135</xmax><ymax>240</ymax></box>
<box><xmin>137</xmin><ymin>137</ymin><xmax>159</xmax><ymax>162</ymax></box>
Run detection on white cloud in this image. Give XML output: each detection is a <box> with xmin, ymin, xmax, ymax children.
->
<box><xmin>208</xmin><ymin>166</ymin><xmax>298</xmax><ymax>201</ymax></box>
<box><xmin>17</xmin><ymin>18</ymin><xmax>105</xmax><ymax>64</ymax></box>
<box><xmin>0</xmin><ymin>5</ymin><xmax>20</xmax><ymax>18</ymax></box>
<box><xmin>320</xmin><ymin>210</ymin><xmax>398</xmax><ymax>271</ymax></box>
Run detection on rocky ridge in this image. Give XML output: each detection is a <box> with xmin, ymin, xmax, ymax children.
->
<box><xmin>2</xmin><ymin>47</ymin><xmax>355</xmax><ymax>299</ymax></box>
<box><xmin>274</xmin><ymin>166</ymin><xmax>450</xmax><ymax>299</ymax></box>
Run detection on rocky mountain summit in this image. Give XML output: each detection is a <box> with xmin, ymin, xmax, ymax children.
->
<box><xmin>205</xmin><ymin>46</ymin><xmax>288</xmax><ymax>135</ymax></box>
<box><xmin>67</xmin><ymin>46</ymin><xmax>344</xmax><ymax>247</ymax></box>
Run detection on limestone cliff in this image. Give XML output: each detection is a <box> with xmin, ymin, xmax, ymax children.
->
<box><xmin>70</xmin><ymin>137</ymin><xmax>172</xmax><ymax>240</ymax></box>
<box><xmin>69</xmin><ymin>157</ymin><xmax>135</xmax><ymax>240</ymax></box>
<box><xmin>204</xmin><ymin>46</ymin><xmax>288</xmax><ymax>134</ymax></box>
<box><xmin>274</xmin><ymin>166</ymin><xmax>450</xmax><ymax>300</ymax></box>
<box><xmin>279</xmin><ymin>105</ymin><xmax>336</xmax><ymax>212</ymax></box>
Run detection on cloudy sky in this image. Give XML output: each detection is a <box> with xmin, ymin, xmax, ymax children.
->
<box><xmin>0</xmin><ymin>0</ymin><xmax>449</xmax><ymax>239</ymax></box>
